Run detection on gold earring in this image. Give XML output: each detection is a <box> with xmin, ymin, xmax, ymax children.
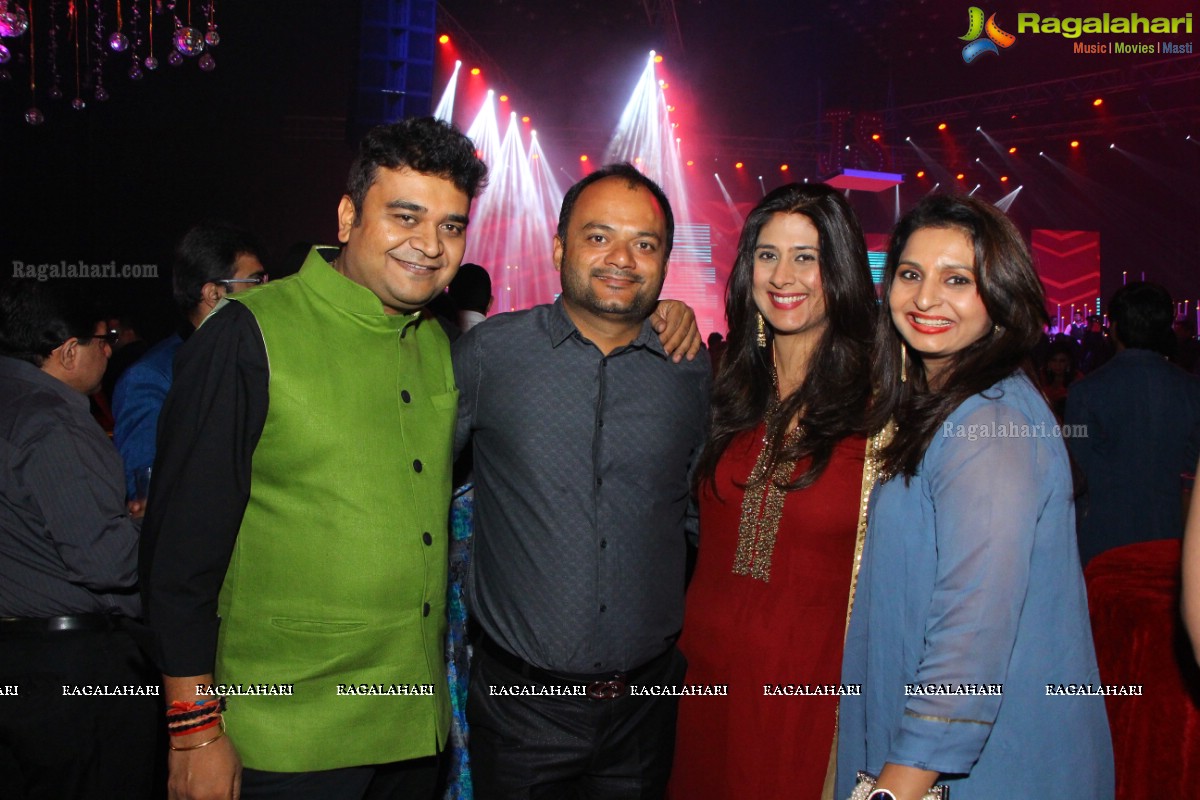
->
<box><xmin>993</xmin><ymin>324</ymin><xmax>1002</xmax><ymax>335</ymax></box>
<box><xmin>900</xmin><ymin>341</ymin><xmax>908</xmax><ymax>383</ymax></box>
<box><xmin>756</xmin><ymin>312</ymin><xmax>767</xmax><ymax>348</ymax></box>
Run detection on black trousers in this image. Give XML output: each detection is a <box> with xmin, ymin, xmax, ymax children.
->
<box><xmin>467</xmin><ymin>645</ymin><xmax>686</xmax><ymax>800</ymax></box>
<box><xmin>0</xmin><ymin>626</ymin><xmax>162</xmax><ymax>800</ymax></box>
<box><xmin>240</xmin><ymin>756</ymin><xmax>442</xmax><ymax>800</ymax></box>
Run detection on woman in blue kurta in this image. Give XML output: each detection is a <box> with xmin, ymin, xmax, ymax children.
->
<box><xmin>837</xmin><ymin>195</ymin><xmax>1114</xmax><ymax>800</ymax></box>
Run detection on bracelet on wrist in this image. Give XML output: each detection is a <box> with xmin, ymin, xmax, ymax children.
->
<box><xmin>166</xmin><ymin>696</ymin><xmax>226</xmax><ymax>718</ymax></box>
<box><xmin>168</xmin><ymin>715</ymin><xmax>223</xmax><ymax>736</ymax></box>
<box><xmin>168</xmin><ymin>719</ymin><xmax>226</xmax><ymax>751</ymax></box>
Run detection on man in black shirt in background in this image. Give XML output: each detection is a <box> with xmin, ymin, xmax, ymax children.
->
<box><xmin>0</xmin><ymin>280</ymin><xmax>158</xmax><ymax>799</ymax></box>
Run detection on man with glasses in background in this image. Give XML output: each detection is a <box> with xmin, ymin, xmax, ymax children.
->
<box><xmin>112</xmin><ymin>221</ymin><xmax>267</xmax><ymax>499</ymax></box>
<box><xmin>0</xmin><ymin>279</ymin><xmax>158</xmax><ymax>799</ymax></box>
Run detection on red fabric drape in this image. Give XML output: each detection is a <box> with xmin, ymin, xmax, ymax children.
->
<box><xmin>1085</xmin><ymin>539</ymin><xmax>1200</xmax><ymax>797</ymax></box>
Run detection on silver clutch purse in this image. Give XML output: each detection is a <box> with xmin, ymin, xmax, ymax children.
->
<box><xmin>848</xmin><ymin>770</ymin><xmax>950</xmax><ymax>800</ymax></box>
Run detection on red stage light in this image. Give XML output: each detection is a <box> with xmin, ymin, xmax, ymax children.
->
<box><xmin>1092</xmin><ymin>98</ymin><xmax>1103</xmax><ymax>107</ymax></box>
<box><xmin>654</xmin><ymin>55</ymin><xmax>663</xmax><ymax>63</ymax></box>
<box><xmin>438</xmin><ymin>34</ymin><xmax>450</xmax><ymax>44</ymax></box>
<box><xmin>499</xmin><ymin>95</ymin><xmax>509</xmax><ymax>102</ymax></box>
<box><xmin>938</xmin><ymin>123</ymin><xmax>948</xmax><ymax>131</ymax></box>
<box><xmin>871</xmin><ymin>133</ymin><xmax>881</xmax><ymax>141</ymax></box>
<box><xmin>580</xmin><ymin>155</ymin><xmax>588</xmax><ymax>162</ymax></box>
<box><xmin>916</xmin><ymin>170</ymin><xmax>925</xmax><ymax>178</ymax></box>
<box><xmin>1000</xmin><ymin>176</ymin><xmax>1009</xmax><ymax>182</ymax></box>
<box><xmin>470</xmin><ymin>67</ymin><xmax>481</xmax><ymax>76</ymax></box>
<box><xmin>1070</xmin><ymin>140</ymin><xmax>1080</xmax><ymax>148</ymax></box>
<box><xmin>1008</xmin><ymin>146</ymin><xmax>1017</xmax><ymax>154</ymax></box>
<box><xmin>521</xmin><ymin>116</ymin><xmax>530</xmax><ymax>123</ymax></box>
<box><xmin>686</xmin><ymin>160</ymin><xmax>694</xmax><ymax>166</ymax></box>
<box><xmin>780</xmin><ymin>164</ymin><xmax>789</xmax><ymax>171</ymax></box>
<box><xmin>735</xmin><ymin>162</ymin><xmax>744</xmax><ymax>169</ymax></box>
<box><xmin>956</xmin><ymin>173</ymin><xmax>965</xmax><ymax>180</ymax></box>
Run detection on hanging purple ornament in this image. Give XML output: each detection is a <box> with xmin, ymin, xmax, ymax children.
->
<box><xmin>25</xmin><ymin>106</ymin><xmax>45</xmax><ymax>125</ymax></box>
<box><xmin>0</xmin><ymin>6</ymin><xmax>30</xmax><ymax>38</ymax></box>
<box><xmin>144</xmin><ymin>55</ymin><xmax>158</xmax><ymax>69</ymax></box>
<box><xmin>198</xmin><ymin>52</ymin><xmax>215</xmax><ymax>71</ymax></box>
<box><xmin>204</xmin><ymin>29</ymin><xmax>219</xmax><ymax>46</ymax></box>
<box><xmin>94</xmin><ymin>86</ymin><xmax>109</xmax><ymax>101</ymax></box>
<box><xmin>71</xmin><ymin>97</ymin><xmax>86</xmax><ymax>110</ymax></box>
<box><xmin>172</xmin><ymin>26</ymin><xmax>203</xmax><ymax>56</ymax></box>
<box><xmin>167</xmin><ymin>50</ymin><xmax>183</xmax><ymax>66</ymax></box>
<box><xmin>0</xmin><ymin>43</ymin><xmax>9</xmax><ymax>63</ymax></box>
<box><xmin>108</xmin><ymin>31</ymin><xmax>129</xmax><ymax>52</ymax></box>
<box><xmin>128</xmin><ymin>64</ymin><xmax>143</xmax><ymax>80</ymax></box>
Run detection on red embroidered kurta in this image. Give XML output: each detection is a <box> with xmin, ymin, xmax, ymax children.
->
<box><xmin>670</xmin><ymin>430</ymin><xmax>866</xmax><ymax>799</ymax></box>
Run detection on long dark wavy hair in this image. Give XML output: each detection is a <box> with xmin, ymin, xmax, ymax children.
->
<box><xmin>696</xmin><ymin>183</ymin><xmax>877</xmax><ymax>491</ymax></box>
<box><xmin>867</xmin><ymin>194</ymin><xmax>1049</xmax><ymax>479</ymax></box>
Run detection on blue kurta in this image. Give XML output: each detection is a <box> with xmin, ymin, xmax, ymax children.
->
<box><xmin>837</xmin><ymin>373</ymin><xmax>1114</xmax><ymax>798</ymax></box>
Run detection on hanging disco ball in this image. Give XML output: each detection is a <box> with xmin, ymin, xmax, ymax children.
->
<box><xmin>198</xmin><ymin>52</ymin><xmax>215</xmax><ymax>71</ymax></box>
<box><xmin>25</xmin><ymin>106</ymin><xmax>44</xmax><ymax>125</ymax></box>
<box><xmin>172</xmin><ymin>26</ymin><xmax>204</xmax><ymax>56</ymax></box>
<box><xmin>144</xmin><ymin>55</ymin><xmax>159</xmax><ymax>70</ymax></box>
<box><xmin>167</xmin><ymin>50</ymin><xmax>183</xmax><ymax>66</ymax></box>
<box><xmin>0</xmin><ymin>6</ymin><xmax>29</xmax><ymax>38</ymax></box>
<box><xmin>108</xmin><ymin>32</ymin><xmax>129</xmax><ymax>52</ymax></box>
<box><xmin>0</xmin><ymin>43</ymin><xmax>10</xmax><ymax>64</ymax></box>
<box><xmin>204</xmin><ymin>29</ymin><xmax>219</xmax><ymax>46</ymax></box>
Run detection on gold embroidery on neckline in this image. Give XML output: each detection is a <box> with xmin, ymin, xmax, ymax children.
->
<box><xmin>731</xmin><ymin>419</ymin><xmax>802</xmax><ymax>583</ymax></box>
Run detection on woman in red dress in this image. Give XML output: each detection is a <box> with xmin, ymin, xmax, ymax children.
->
<box><xmin>670</xmin><ymin>183</ymin><xmax>877</xmax><ymax>799</ymax></box>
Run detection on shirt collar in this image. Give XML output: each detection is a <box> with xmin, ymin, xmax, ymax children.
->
<box><xmin>297</xmin><ymin>246</ymin><xmax>423</xmax><ymax>330</ymax></box>
<box><xmin>0</xmin><ymin>355</ymin><xmax>89</xmax><ymax>411</ymax></box>
<box><xmin>1115</xmin><ymin>347</ymin><xmax>1168</xmax><ymax>360</ymax></box>
<box><xmin>547</xmin><ymin>296</ymin><xmax>667</xmax><ymax>358</ymax></box>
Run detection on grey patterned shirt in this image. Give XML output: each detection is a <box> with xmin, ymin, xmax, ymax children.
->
<box><xmin>0</xmin><ymin>356</ymin><xmax>141</xmax><ymax>618</ymax></box>
<box><xmin>453</xmin><ymin>298</ymin><xmax>710</xmax><ymax>674</ymax></box>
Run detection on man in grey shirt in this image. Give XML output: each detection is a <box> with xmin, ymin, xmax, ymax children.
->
<box><xmin>0</xmin><ymin>280</ymin><xmax>158</xmax><ymax>799</ymax></box>
<box><xmin>453</xmin><ymin>163</ymin><xmax>710</xmax><ymax>798</ymax></box>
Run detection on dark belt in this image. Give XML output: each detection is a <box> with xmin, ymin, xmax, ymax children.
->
<box><xmin>0</xmin><ymin>614</ymin><xmax>129</xmax><ymax>634</ymax></box>
<box><xmin>478</xmin><ymin>633</ymin><xmax>672</xmax><ymax>700</ymax></box>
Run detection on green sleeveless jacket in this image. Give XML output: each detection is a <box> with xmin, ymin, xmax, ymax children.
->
<box><xmin>215</xmin><ymin>247</ymin><xmax>453</xmax><ymax>771</ymax></box>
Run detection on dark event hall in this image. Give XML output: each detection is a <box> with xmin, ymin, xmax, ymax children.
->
<box><xmin>2</xmin><ymin>1</ymin><xmax>1199</xmax><ymax>799</ymax></box>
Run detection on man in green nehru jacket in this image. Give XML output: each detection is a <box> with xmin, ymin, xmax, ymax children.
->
<box><xmin>141</xmin><ymin>117</ymin><xmax>488</xmax><ymax>799</ymax></box>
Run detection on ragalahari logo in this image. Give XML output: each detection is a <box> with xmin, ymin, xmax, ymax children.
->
<box><xmin>960</xmin><ymin>7</ymin><xmax>1017</xmax><ymax>62</ymax></box>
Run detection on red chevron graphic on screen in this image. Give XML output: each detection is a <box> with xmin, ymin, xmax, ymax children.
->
<box><xmin>1031</xmin><ymin>230</ymin><xmax>1101</xmax><ymax>320</ymax></box>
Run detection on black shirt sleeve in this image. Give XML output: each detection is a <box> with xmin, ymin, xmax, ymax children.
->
<box><xmin>140</xmin><ymin>301</ymin><xmax>269</xmax><ymax>677</ymax></box>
